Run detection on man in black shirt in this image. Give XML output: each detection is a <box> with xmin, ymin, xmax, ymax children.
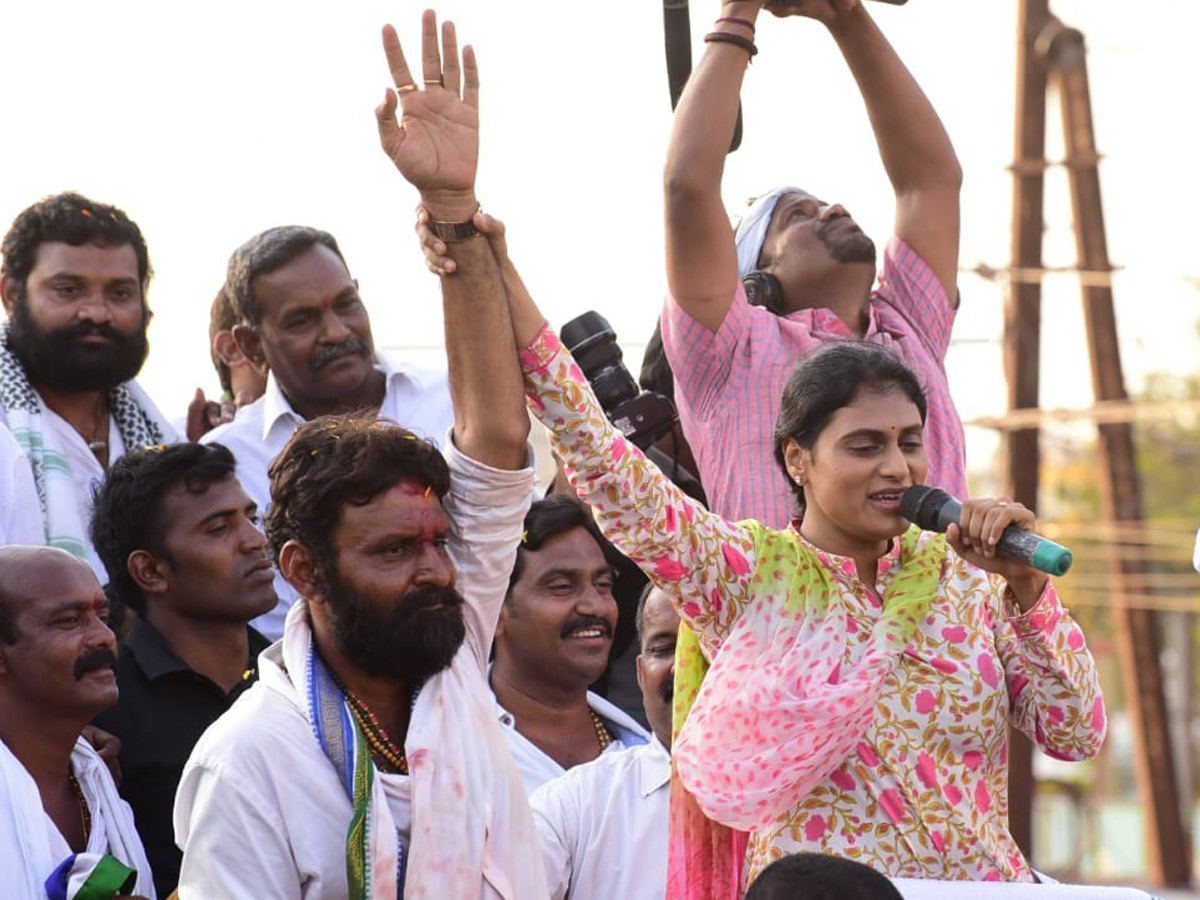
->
<box><xmin>90</xmin><ymin>442</ymin><xmax>277</xmax><ymax>897</ymax></box>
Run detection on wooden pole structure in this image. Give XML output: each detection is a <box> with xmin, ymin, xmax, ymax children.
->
<box><xmin>1004</xmin><ymin>0</ymin><xmax>1052</xmax><ymax>857</ymax></box>
<box><xmin>1046</xmin><ymin>21</ymin><xmax>1192</xmax><ymax>886</ymax></box>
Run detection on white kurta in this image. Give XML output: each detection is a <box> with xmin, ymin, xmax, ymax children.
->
<box><xmin>531</xmin><ymin>739</ymin><xmax>670</xmax><ymax>900</ymax></box>
<box><xmin>175</xmin><ymin>437</ymin><xmax>548</xmax><ymax>899</ymax></box>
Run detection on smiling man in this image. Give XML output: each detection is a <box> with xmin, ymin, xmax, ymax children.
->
<box><xmin>201</xmin><ymin>225</ymin><xmax>453</xmax><ymax>639</ymax></box>
<box><xmin>530</xmin><ymin>585</ymin><xmax>679</xmax><ymax>900</ymax></box>
<box><xmin>492</xmin><ymin>496</ymin><xmax>649</xmax><ymax>793</ymax></box>
<box><xmin>88</xmin><ymin>442</ymin><xmax>276</xmax><ymax>898</ymax></box>
<box><xmin>0</xmin><ymin>193</ymin><xmax>175</xmax><ymax>578</ymax></box>
<box><xmin>0</xmin><ymin>545</ymin><xmax>155</xmax><ymax>900</ymax></box>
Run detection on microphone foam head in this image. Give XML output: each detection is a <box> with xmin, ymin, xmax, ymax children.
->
<box><xmin>900</xmin><ymin>485</ymin><xmax>951</xmax><ymax>531</ymax></box>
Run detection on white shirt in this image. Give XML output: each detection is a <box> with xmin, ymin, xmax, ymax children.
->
<box><xmin>0</xmin><ymin>382</ymin><xmax>175</xmax><ymax>579</ymax></box>
<box><xmin>530</xmin><ymin>739</ymin><xmax>671</xmax><ymax>900</ymax></box>
<box><xmin>493</xmin><ymin>689</ymin><xmax>650</xmax><ymax>794</ymax></box>
<box><xmin>0</xmin><ymin>426</ymin><xmax>44</xmax><ymax>546</ymax></box>
<box><xmin>200</xmin><ymin>351</ymin><xmax>454</xmax><ymax>639</ymax></box>
<box><xmin>174</xmin><ymin>438</ymin><xmax>543</xmax><ymax>900</ymax></box>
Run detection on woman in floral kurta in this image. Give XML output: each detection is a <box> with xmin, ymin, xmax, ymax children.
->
<box><xmin>517</xmin><ymin>327</ymin><xmax>1105</xmax><ymax>893</ymax></box>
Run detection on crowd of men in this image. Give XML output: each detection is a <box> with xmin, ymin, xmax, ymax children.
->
<box><xmin>0</xmin><ymin>2</ymin><xmax>1033</xmax><ymax>899</ymax></box>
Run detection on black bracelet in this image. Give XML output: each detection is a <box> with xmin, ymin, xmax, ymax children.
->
<box><xmin>704</xmin><ymin>30</ymin><xmax>758</xmax><ymax>58</ymax></box>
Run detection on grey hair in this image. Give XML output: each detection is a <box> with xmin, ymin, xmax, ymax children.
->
<box><xmin>225</xmin><ymin>225</ymin><xmax>349</xmax><ymax>325</ymax></box>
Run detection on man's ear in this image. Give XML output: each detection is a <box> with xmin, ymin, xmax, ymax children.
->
<box><xmin>0</xmin><ymin>274</ymin><xmax>20</xmax><ymax>316</ymax></box>
<box><xmin>127</xmin><ymin>550</ymin><xmax>170</xmax><ymax>595</ymax></box>
<box><xmin>782</xmin><ymin>438</ymin><xmax>809</xmax><ymax>488</ymax></box>
<box><xmin>635</xmin><ymin>653</ymin><xmax>646</xmax><ymax>693</ymax></box>
<box><xmin>495</xmin><ymin>596</ymin><xmax>513</xmax><ymax>640</ymax></box>
<box><xmin>280</xmin><ymin>541</ymin><xmax>319</xmax><ymax>601</ymax></box>
<box><xmin>232</xmin><ymin>324</ymin><xmax>268</xmax><ymax>376</ymax></box>
<box><xmin>213</xmin><ymin>329</ymin><xmax>250</xmax><ymax>369</ymax></box>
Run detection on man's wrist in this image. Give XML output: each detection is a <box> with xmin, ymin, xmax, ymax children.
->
<box><xmin>420</xmin><ymin>189</ymin><xmax>479</xmax><ymax>223</ymax></box>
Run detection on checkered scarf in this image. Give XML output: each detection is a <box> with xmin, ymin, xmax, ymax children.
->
<box><xmin>0</xmin><ymin>324</ymin><xmax>167</xmax><ymax>559</ymax></box>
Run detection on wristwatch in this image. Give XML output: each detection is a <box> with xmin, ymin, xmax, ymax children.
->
<box><xmin>428</xmin><ymin>205</ymin><xmax>480</xmax><ymax>242</ymax></box>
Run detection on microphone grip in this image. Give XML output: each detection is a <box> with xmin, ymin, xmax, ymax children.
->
<box><xmin>995</xmin><ymin>527</ymin><xmax>1074</xmax><ymax>577</ymax></box>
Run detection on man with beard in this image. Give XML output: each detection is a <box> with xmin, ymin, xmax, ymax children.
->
<box><xmin>173</xmin><ymin>12</ymin><xmax>547</xmax><ymax>898</ymax></box>
<box><xmin>530</xmin><ymin>585</ymin><xmax>679</xmax><ymax>900</ymax></box>
<box><xmin>200</xmin><ymin>224</ymin><xmax>453</xmax><ymax>639</ymax></box>
<box><xmin>0</xmin><ymin>192</ymin><xmax>175</xmax><ymax>578</ymax></box>
<box><xmin>491</xmin><ymin>496</ymin><xmax>649</xmax><ymax>793</ymax></box>
<box><xmin>661</xmin><ymin>0</ymin><xmax>966</xmax><ymax>528</ymax></box>
<box><xmin>88</xmin><ymin>443</ymin><xmax>277</xmax><ymax>898</ymax></box>
<box><xmin>0</xmin><ymin>545</ymin><xmax>155</xmax><ymax>900</ymax></box>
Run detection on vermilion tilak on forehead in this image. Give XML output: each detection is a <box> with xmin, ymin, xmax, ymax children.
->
<box><xmin>393</xmin><ymin>479</ymin><xmax>434</xmax><ymax>498</ymax></box>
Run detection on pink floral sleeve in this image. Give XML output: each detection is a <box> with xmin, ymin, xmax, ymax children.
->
<box><xmin>988</xmin><ymin>575</ymin><xmax>1107</xmax><ymax>760</ymax></box>
<box><xmin>521</xmin><ymin>325</ymin><xmax>757</xmax><ymax>655</ymax></box>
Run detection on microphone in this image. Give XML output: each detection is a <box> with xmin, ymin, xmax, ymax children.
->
<box><xmin>900</xmin><ymin>486</ymin><xmax>1073</xmax><ymax>576</ymax></box>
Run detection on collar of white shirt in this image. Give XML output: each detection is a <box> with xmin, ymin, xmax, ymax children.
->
<box><xmin>639</xmin><ymin>738</ymin><xmax>671</xmax><ymax>798</ymax></box>
<box><xmin>259</xmin><ymin>352</ymin><xmax>430</xmax><ymax>442</ymax></box>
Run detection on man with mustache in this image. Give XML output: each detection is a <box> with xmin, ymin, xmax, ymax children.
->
<box><xmin>0</xmin><ymin>193</ymin><xmax>175</xmax><ymax>578</ymax></box>
<box><xmin>173</xmin><ymin>12</ymin><xmax>547</xmax><ymax>898</ymax></box>
<box><xmin>530</xmin><ymin>585</ymin><xmax>679</xmax><ymax>900</ymax></box>
<box><xmin>492</xmin><ymin>496</ymin><xmax>650</xmax><ymax>793</ymax></box>
<box><xmin>200</xmin><ymin>224</ymin><xmax>453</xmax><ymax>639</ymax></box>
<box><xmin>0</xmin><ymin>545</ymin><xmax>155</xmax><ymax>899</ymax></box>
<box><xmin>661</xmin><ymin>0</ymin><xmax>966</xmax><ymax>528</ymax></box>
<box><xmin>87</xmin><ymin>442</ymin><xmax>277</xmax><ymax>898</ymax></box>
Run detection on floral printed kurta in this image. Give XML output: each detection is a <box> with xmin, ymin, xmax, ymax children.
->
<box><xmin>520</xmin><ymin>327</ymin><xmax>1105</xmax><ymax>886</ymax></box>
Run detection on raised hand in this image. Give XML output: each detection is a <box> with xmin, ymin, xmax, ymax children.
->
<box><xmin>375</xmin><ymin>10</ymin><xmax>480</xmax><ymax>219</ymax></box>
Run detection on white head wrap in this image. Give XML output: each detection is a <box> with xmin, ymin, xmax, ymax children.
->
<box><xmin>733</xmin><ymin>185</ymin><xmax>813</xmax><ymax>278</ymax></box>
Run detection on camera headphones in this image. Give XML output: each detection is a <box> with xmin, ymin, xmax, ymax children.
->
<box><xmin>742</xmin><ymin>270</ymin><xmax>786</xmax><ymax>316</ymax></box>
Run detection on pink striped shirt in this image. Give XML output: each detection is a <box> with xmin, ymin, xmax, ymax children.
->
<box><xmin>661</xmin><ymin>236</ymin><xmax>967</xmax><ymax>529</ymax></box>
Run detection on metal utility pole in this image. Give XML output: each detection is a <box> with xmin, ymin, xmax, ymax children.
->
<box><xmin>1046</xmin><ymin>21</ymin><xmax>1192</xmax><ymax>886</ymax></box>
<box><xmin>1004</xmin><ymin>0</ymin><xmax>1052</xmax><ymax>857</ymax></box>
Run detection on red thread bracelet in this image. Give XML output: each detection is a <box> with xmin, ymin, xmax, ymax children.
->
<box><xmin>715</xmin><ymin>15</ymin><xmax>755</xmax><ymax>32</ymax></box>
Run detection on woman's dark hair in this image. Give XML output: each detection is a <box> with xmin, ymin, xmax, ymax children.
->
<box><xmin>745</xmin><ymin>852</ymin><xmax>903</xmax><ymax>900</ymax></box>
<box><xmin>773</xmin><ymin>341</ymin><xmax>927</xmax><ymax>513</ymax></box>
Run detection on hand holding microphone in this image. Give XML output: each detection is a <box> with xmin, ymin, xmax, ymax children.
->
<box><xmin>901</xmin><ymin>486</ymin><xmax>1072</xmax><ymax>612</ymax></box>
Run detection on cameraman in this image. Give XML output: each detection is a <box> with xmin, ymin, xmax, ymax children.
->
<box><xmin>661</xmin><ymin>0</ymin><xmax>967</xmax><ymax>529</ymax></box>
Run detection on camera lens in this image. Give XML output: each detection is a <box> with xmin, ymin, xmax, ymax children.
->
<box><xmin>560</xmin><ymin>312</ymin><xmax>638</xmax><ymax>412</ymax></box>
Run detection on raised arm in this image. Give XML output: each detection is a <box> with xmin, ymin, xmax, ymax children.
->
<box><xmin>375</xmin><ymin>11</ymin><xmax>527</xmax><ymax>470</ymax></box>
<box><xmin>417</xmin><ymin>214</ymin><xmax>759</xmax><ymax>654</ymax></box>
<box><xmin>663</xmin><ymin>1</ymin><xmax>765</xmax><ymax>332</ymax></box>
<box><xmin>803</xmin><ymin>0</ymin><xmax>962</xmax><ymax>301</ymax></box>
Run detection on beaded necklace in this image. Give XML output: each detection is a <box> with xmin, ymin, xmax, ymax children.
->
<box><xmin>346</xmin><ymin>691</ymin><xmax>409</xmax><ymax>775</ymax></box>
<box><xmin>589</xmin><ymin>708</ymin><xmax>614</xmax><ymax>752</ymax></box>
<box><xmin>67</xmin><ymin>772</ymin><xmax>92</xmax><ymax>843</ymax></box>
<box><xmin>326</xmin><ymin>666</ymin><xmax>421</xmax><ymax>776</ymax></box>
